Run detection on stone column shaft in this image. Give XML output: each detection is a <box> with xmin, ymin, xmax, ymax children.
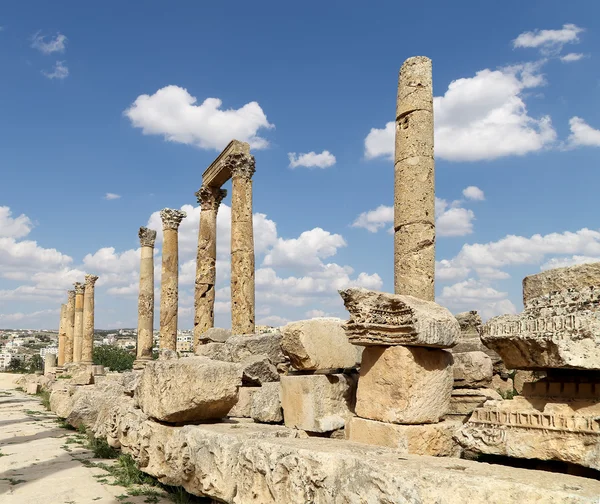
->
<box><xmin>229</xmin><ymin>155</ymin><xmax>256</xmax><ymax>335</ymax></box>
<box><xmin>136</xmin><ymin>227</ymin><xmax>157</xmax><ymax>364</ymax></box>
<box><xmin>394</xmin><ymin>56</ymin><xmax>435</xmax><ymax>301</ymax></box>
<box><xmin>193</xmin><ymin>185</ymin><xmax>226</xmax><ymax>347</ymax></box>
<box><xmin>57</xmin><ymin>303</ymin><xmax>67</xmax><ymax>367</ymax></box>
<box><xmin>159</xmin><ymin>209</ymin><xmax>186</xmax><ymax>351</ymax></box>
<box><xmin>81</xmin><ymin>274</ymin><xmax>98</xmax><ymax>365</ymax></box>
<box><xmin>73</xmin><ymin>282</ymin><xmax>85</xmax><ymax>363</ymax></box>
<box><xmin>64</xmin><ymin>290</ymin><xmax>75</xmax><ymax>364</ymax></box>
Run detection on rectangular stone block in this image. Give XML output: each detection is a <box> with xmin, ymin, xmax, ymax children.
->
<box><xmin>345</xmin><ymin>417</ymin><xmax>461</xmax><ymax>457</ymax></box>
<box><xmin>453</xmin><ymin>351</ymin><xmax>492</xmax><ymax>388</ymax></box>
<box><xmin>136</xmin><ymin>356</ymin><xmax>242</xmax><ymax>423</ymax></box>
<box><xmin>281</xmin><ymin>317</ymin><xmax>361</xmax><ymax>371</ymax></box>
<box><xmin>339</xmin><ymin>287</ymin><xmax>459</xmax><ymax>348</ymax></box>
<box><xmin>280</xmin><ymin>374</ymin><xmax>357</xmax><ymax>433</ymax></box>
<box><xmin>356</xmin><ymin>346</ymin><xmax>453</xmax><ymax>424</ymax></box>
<box><xmin>447</xmin><ymin>388</ymin><xmax>501</xmax><ymax>417</ymax></box>
<box><xmin>26</xmin><ymin>382</ymin><xmax>40</xmax><ymax>395</ymax></box>
<box><xmin>228</xmin><ymin>386</ymin><xmax>260</xmax><ymax>418</ymax></box>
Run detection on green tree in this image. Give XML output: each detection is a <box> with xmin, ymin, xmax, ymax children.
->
<box><xmin>28</xmin><ymin>354</ymin><xmax>44</xmax><ymax>373</ymax></box>
<box><xmin>7</xmin><ymin>357</ymin><xmax>24</xmax><ymax>372</ymax></box>
<box><xmin>93</xmin><ymin>344</ymin><xmax>134</xmax><ymax>372</ymax></box>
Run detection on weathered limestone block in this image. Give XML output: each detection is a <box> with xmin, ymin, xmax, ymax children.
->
<box><xmin>339</xmin><ymin>287</ymin><xmax>459</xmax><ymax>347</ymax></box>
<box><xmin>523</xmin><ymin>261</ymin><xmax>600</xmax><ymax>304</ymax></box>
<box><xmin>453</xmin><ymin>351</ymin><xmax>493</xmax><ymax>388</ymax></box>
<box><xmin>446</xmin><ymin>388</ymin><xmax>502</xmax><ymax>417</ymax></box>
<box><xmin>251</xmin><ymin>382</ymin><xmax>283</xmax><ymax>423</ymax></box>
<box><xmin>50</xmin><ymin>386</ymin><xmax>75</xmax><ymax>418</ymax></box>
<box><xmin>280</xmin><ymin>373</ymin><xmax>357</xmax><ymax>433</ymax></box>
<box><xmin>280</xmin><ymin>317</ymin><xmax>360</xmax><ymax>371</ymax></box>
<box><xmin>136</xmin><ymin>357</ymin><xmax>242</xmax><ymax>423</ymax></box>
<box><xmin>514</xmin><ymin>370</ymin><xmax>546</xmax><ymax>394</ymax></box>
<box><xmin>195</xmin><ymin>342</ymin><xmax>232</xmax><ymax>361</ymax></box>
<box><xmin>66</xmin><ymin>381</ymin><xmax>126</xmax><ymax>430</ymax></box>
<box><xmin>241</xmin><ymin>354</ymin><xmax>279</xmax><ymax>385</ymax></box>
<box><xmin>26</xmin><ymin>382</ymin><xmax>40</xmax><ymax>394</ymax></box>
<box><xmin>346</xmin><ymin>416</ymin><xmax>461</xmax><ymax>457</ymax></box>
<box><xmin>93</xmin><ymin>392</ymin><xmax>134</xmax><ymax>439</ymax></box>
<box><xmin>228</xmin><ymin>387</ymin><xmax>260</xmax><ymax>418</ymax></box>
<box><xmin>64</xmin><ymin>362</ymin><xmax>94</xmax><ymax>385</ymax></box>
<box><xmin>227</xmin><ymin>333</ymin><xmax>286</xmax><ymax>364</ymax></box>
<box><xmin>198</xmin><ymin>327</ymin><xmax>231</xmax><ymax>344</ymax></box>
<box><xmin>356</xmin><ymin>346</ymin><xmax>453</xmax><ymax>424</ymax></box>
<box><xmin>492</xmin><ymin>374</ymin><xmax>514</xmax><ymax>396</ymax></box>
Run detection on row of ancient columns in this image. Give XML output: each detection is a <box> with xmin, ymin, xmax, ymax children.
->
<box><xmin>57</xmin><ymin>274</ymin><xmax>98</xmax><ymax>367</ymax></box>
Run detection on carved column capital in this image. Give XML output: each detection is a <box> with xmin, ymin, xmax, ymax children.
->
<box><xmin>74</xmin><ymin>282</ymin><xmax>85</xmax><ymax>295</ymax></box>
<box><xmin>85</xmin><ymin>274</ymin><xmax>99</xmax><ymax>288</ymax></box>
<box><xmin>139</xmin><ymin>227</ymin><xmax>157</xmax><ymax>247</ymax></box>
<box><xmin>160</xmin><ymin>209</ymin><xmax>187</xmax><ymax>230</ymax></box>
<box><xmin>67</xmin><ymin>290</ymin><xmax>76</xmax><ymax>301</ymax></box>
<box><xmin>225</xmin><ymin>153</ymin><xmax>256</xmax><ymax>180</ymax></box>
<box><xmin>195</xmin><ymin>185</ymin><xmax>227</xmax><ymax>211</ymax></box>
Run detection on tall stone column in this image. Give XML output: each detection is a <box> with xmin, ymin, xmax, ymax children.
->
<box><xmin>193</xmin><ymin>185</ymin><xmax>227</xmax><ymax>347</ymax></box>
<box><xmin>57</xmin><ymin>303</ymin><xmax>67</xmax><ymax>367</ymax></box>
<box><xmin>81</xmin><ymin>274</ymin><xmax>99</xmax><ymax>365</ymax></box>
<box><xmin>394</xmin><ymin>56</ymin><xmax>435</xmax><ymax>301</ymax></box>
<box><xmin>72</xmin><ymin>282</ymin><xmax>85</xmax><ymax>363</ymax></box>
<box><xmin>228</xmin><ymin>153</ymin><xmax>256</xmax><ymax>335</ymax></box>
<box><xmin>136</xmin><ymin>227</ymin><xmax>157</xmax><ymax>365</ymax></box>
<box><xmin>159</xmin><ymin>209</ymin><xmax>186</xmax><ymax>350</ymax></box>
<box><xmin>64</xmin><ymin>290</ymin><xmax>75</xmax><ymax>364</ymax></box>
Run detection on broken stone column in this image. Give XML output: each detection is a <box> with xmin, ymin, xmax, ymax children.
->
<box><xmin>193</xmin><ymin>185</ymin><xmax>227</xmax><ymax>347</ymax></box>
<box><xmin>72</xmin><ymin>282</ymin><xmax>85</xmax><ymax>363</ymax></box>
<box><xmin>228</xmin><ymin>152</ymin><xmax>256</xmax><ymax>335</ymax></box>
<box><xmin>394</xmin><ymin>56</ymin><xmax>435</xmax><ymax>301</ymax></box>
<box><xmin>81</xmin><ymin>274</ymin><xmax>98</xmax><ymax>365</ymax></box>
<box><xmin>57</xmin><ymin>303</ymin><xmax>67</xmax><ymax>367</ymax></box>
<box><xmin>135</xmin><ymin>227</ymin><xmax>157</xmax><ymax>367</ymax></box>
<box><xmin>64</xmin><ymin>290</ymin><xmax>75</xmax><ymax>364</ymax></box>
<box><xmin>159</xmin><ymin>208</ymin><xmax>186</xmax><ymax>350</ymax></box>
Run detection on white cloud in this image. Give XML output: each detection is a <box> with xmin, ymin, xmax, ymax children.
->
<box><xmin>540</xmin><ymin>255</ymin><xmax>600</xmax><ymax>271</ymax></box>
<box><xmin>0</xmin><ymin>206</ymin><xmax>33</xmax><ymax>239</ymax></box>
<box><xmin>257</xmin><ymin>315</ymin><xmax>289</xmax><ymax>327</ymax></box>
<box><xmin>104</xmin><ymin>193</ymin><xmax>121</xmax><ymax>200</ymax></box>
<box><xmin>31</xmin><ymin>32</ymin><xmax>67</xmax><ymax>54</ymax></box>
<box><xmin>351</xmin><ymin>205</ymin><xmax>393</xmax><ymax>233</ymax></box>
<box><xmin>566</xmin><ymin>117</ymin><xmax>600</xmax><ymax>148</ymax></box>
<box><xmin>462</xmin><ymin>186</ymin><xmax>485</xmax><ymax>201</ymax></box>
<box><xmin>124</xmin><ymin>86</ymin><xmax>274</xmax><ymax>151</ymax></box>
<box><xmin>42</xmin><ymin>61</ymin><xmax>69</xmax><ymax>80</ymax></box>
<box><xmin>513</xmin><ymin>24</ymin><xmax>584</xmax><ymax>55</ymax></box>
<box><xmin>364</xmin><ymin>64</ymin><xmax>555</xmax><ymax>162</ymax></box>
<box><xmin>0</xmin><ymin>308</ymin><xmax>58</xmax><ymax>323</ymax></box>
<box><xmin>436</xmin><ymin>197</ymin><xmax>475</xmax><ymax>237</ymax></box>
<box><xmin>288</xmin><ymin>150</ymin><xmax>336</xmax><ymax>169</ymax></box>
<box><xmin>560</xmin><ymin>52</ymin><xmax>585</xmax><ymax>63</ymax></box>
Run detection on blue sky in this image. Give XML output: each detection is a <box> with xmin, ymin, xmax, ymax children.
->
<box><xmin>1</xmin><ymin>1</ymin><xmax>599</xmax><ymax>329</ymax></box>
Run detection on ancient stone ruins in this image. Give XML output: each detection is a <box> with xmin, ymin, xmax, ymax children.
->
<box><xmin>32</xmin><ymin>56</ymin><xmax>600</xmax><ymax>502</ymax></box>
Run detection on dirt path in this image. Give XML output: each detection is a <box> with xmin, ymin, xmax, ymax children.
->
<box><xmin>0</xmin><ymin>373</ymin><xmax>173</xmax><ymax>504</ymax></box>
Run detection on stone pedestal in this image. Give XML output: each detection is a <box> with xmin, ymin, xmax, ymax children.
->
<box><xmin>194</xmin><ymin>185</ymin><xmax>227</xmax><ymax>347</ymax></box>
<box><xmin>228</xmin><ymin>153</ymin><xmax>256</xmax><ymax>335</ymax></box>
<box><xmin>57</xmin><ymin>303</ymin><xmax>67</xmax><ymax>367</ymax></box>
<box><xmin>81</xmin><ymin>274</ymin><xmax>98</xmax><ymax>365</ymax></box>
<box><xmin>356</xmin><ymin>346</ymin><xmax>453</xmax><ymax>424</ymax></box>
<box><xmin>72</xmin><ymin>282</ymin><xmax>85</xmax><ymax>363</ymax></box>
<box><xmin>159</xmin><ymin>209</ymin><xmax>186</xmax><ymax>351</ymax></box>
<box><xmin>394</xmin><ymin>56</ymin><xmax>435</xmax><ymax>301</ymax></box>
<box><xmin>44</xmin><ymin>352</ymin><xmax>57</xmax><ymax>372</ymax></box>
<box><xmin>64</xmin><ymin>290</ymin><xmax>75</xmax><ymax>364</ymax></box>
<box><xmin>135</xmin><ymin>227</ymin><xmax>157</xmax><ymax>367</ymax></box>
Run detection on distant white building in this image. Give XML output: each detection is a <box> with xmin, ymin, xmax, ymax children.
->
<box><xmin>177</xmin><ymin>333</ymin><xmax>193</xmax><ymax>353</ymax></box>
<box><xmin>40</xmin><ymin>346</ymin><xmax>58</xmax><ymax>358</ymax></box>
<box><xmin>0</xmin><ymin>352</ymin><xmax>26</xmax><ymax>370</ymax></box>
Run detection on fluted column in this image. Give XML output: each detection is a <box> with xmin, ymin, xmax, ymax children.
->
<box><xmin>72</xmin><ymin>282</ymin><xmax>85</xmax><ymax>363</ymax></box>
<box><xmin>394</xmin><ymin>56</ymin><xmax>435</xmax><ymax>301</ymax></box>
<box><xmin>159</xmin><ymin>209</ymin><xmax>186</xmax><ymax>350</ymax></box>
<box><xmin>136</xmin><ymin>227</ymin><xmax>157</xmax><ymax>365</ymax></box>
<box><xmin>81</xmin><ymin>274</ymin><xmax>98</xmax><ymax>365</ymax></box>
<box><xmin>193</xmin><ymin>185</ymin><xmax>227</xmax><ymax>347</ymax></box>
<box><xmin>228</xmin><ymin>153</ymin><xmax>256</xmax><ymax>335</ymax></box>
<box><xmin>57</xmin><ymin>303</ymin><xmax>67</xmax><ymax>367</ymax></box>
<box><xmin>64</xmin><ymin>290</ymin><xmax>75</xmax><ymax>364</ymax></box>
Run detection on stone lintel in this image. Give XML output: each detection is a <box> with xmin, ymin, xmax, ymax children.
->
<box><xmin>202</xmin><ymin>139</ymin><xmax>251</xmax><ymax>188</ymax></box>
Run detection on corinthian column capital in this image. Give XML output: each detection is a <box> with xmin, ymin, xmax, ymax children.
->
<box><xmin>139</xmin><ymin>227</ymin><xmax>157</xmax><ymax>247</ymax></box>
<box><xmin>74</xmin><ymin>282</ymin><xmax>85</xmax><ymax>295</ymax></box>
<box><xmin>160</xmin><ymin>209</ymin><xmax>187</xmax><ymax>230</ymax></box>
<box><xmin>225</xmin><ymin>153</ymin><xmax>256</xmax><ymax>180</ymax></box>
<box><xmin>195</xmin><ymin>185</ymin><xmax>227</xmax><ymax>211</ymax></box>
<box><xmin>68</xmin><ymin>290</ymin><xmax>76</xmax><ymax>302</ymax></box>
<box><xmin>85</xmin><ymin>274</ymin><xmax>99</xmax><ymax>288</ymax></box>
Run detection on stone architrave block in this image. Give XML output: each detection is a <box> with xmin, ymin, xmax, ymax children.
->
<box><xmin>522</xmin><ymin>262</ymin><xmax>600</xmax><ymax>304</ymax></box>
<box><xmin>281</xmin><ymin>318</ymin><xmax>360</xmax><ymax>371</ymax></box>
<box><xmin>339</xmin><ymin>287</ymin><xmax>459</xmax><ymax>348</ymax></box>
<box><xmin>195</xmin><ymin>342</ymin><xmax>232</xmax><ymax>362</ymax></box>
<box><xmin>452</xmin><ymin>351</ymin><xmax>493</xmax><ymax>388</ymax></box>
<box><xmin>251</xmin><ymin>382</ymin><xmax>283</xmax><ymax>423</ymax></box>
<box><xmin>447</xmin><ymin>388</ymin><xmax>502</xmax><ymax>417</ymax></box>
<box><xmin>356</xmin><ymin>346</ymin><xmax>453</xmax><ymax>424</ymax></box>
<box><xmin>241</xmin><ymin>355</ymin><xmax>279</xmax><ymax>385</ymax></box>
<box><xmin>227</xmin><ymin>333</ymin><xmax>286</xmax><ymax>365</ymax></box>
<box><xmin>136</xmin><ymin>357</ymin><xmax>242</xmax><ymax>423</ymax></box>
<box><xmin>280</xmin><ymin>374</ymin><xmax>357</xmax><ymax>433</ymax></box>
<box><xmin>198</xmin><ymin>327</ymin><xmax>232</xmax><ymax>344</ymax></box>
<box><xmin>345</xmin><ymin>417</ymin><xmax>462</xmax><ymax>457</ymax></box>
<box><xmin>228</xmin><ymin>387</ymin><xmax>261</xmax><ymax>418</ymax></box>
